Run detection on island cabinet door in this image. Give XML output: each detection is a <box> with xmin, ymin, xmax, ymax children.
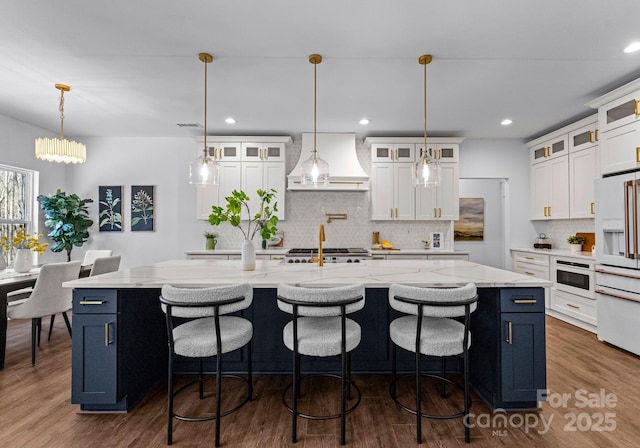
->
<box><xmin>500</xmin><ymin>312</ymin><xmax>546</xmax><ymax>403</ymax></box>
<box><xmin>72</xmin><ymin>313</ymin><xmax>118</xmax><ymax>404</ymax></box>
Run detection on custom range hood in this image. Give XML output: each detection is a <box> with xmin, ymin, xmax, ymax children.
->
<box><xmin>287</xmin><ymin>133</ymin><xmax>370</xmax><ymax>191</ymax></box>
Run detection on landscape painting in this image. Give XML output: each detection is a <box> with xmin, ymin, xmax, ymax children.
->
<box><xmin>454</xmin><ymin>198</ymin><xmax>484</xmax><ymax>241</ymax></box>
<box><xmin>131</xmin><ymin>185</ymin><xmax>155</xmax><ymax>231</ymax></box>
<box><xmin>98</xmin><ymin>186</ymin><xmax>123</xmax><ymax>232</ymax></box>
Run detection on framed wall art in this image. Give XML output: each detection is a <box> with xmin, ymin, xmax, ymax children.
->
<box><xmin>454</xmin><ymin>197</ymin><xmax>484</xmax><ymax>241</ymax></box>
<box><xmin>131</xmin><ymin>185</ymin><xmax>155</xmax><ymax>231</ymax></box>
<box><xmin>98</xmin><ymin>186</ymin><xmax>123</xmax><ymax>232</ymax></box>
<box><xmin>431</xmin><ymin>232</ymin><xmax>442</xmax><ymax>249</ymax></box>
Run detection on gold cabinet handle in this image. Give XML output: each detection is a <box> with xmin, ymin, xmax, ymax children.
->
<box><xmin>636</xmin><ymin>147</ymin><xmax>640</xmax><ymax>163</ymax></box>
<box><xmin>590</xmin><ymin>202</ymin><xmax>595</xmax><ymax>215</ymax></box>
<box><xmin>524</xmin><ymin>256</ymin><xmax>534</xmax><ymax>260</ymax></box>
<box><xmin>390</xmin><ymin>208</ymin><xmax>393</xmax><ymax>219</ymax></box>
<box><xmin>635</xmin><ymin>99</ymin><xmax>640</xmax><ymax>116</ymax></box>
<box><xmin>513</xmin><ymin>299</ymin><xmax>537</xmax><ymax>304</ymax></box>
<box><xmin>595</xmin><ymin>129</ymin><xmax>599</xmax><ymax>142</ymax></box>
<box><xmin>218</xmin><ymin>148</ymin><xmax>222</xmax><ymax>159</ymax></box>
<box><xmin>589</xmin><ymin>131</ymin><xmax>594</xmax><ymax>143</ymax></box>
<box><xmin>524</xmin><ymin>271</ymin><xmax>535</xmax><ymax>276</ymax></box>
<box><xmin>259</xmin><ymin>148</ymin><xmax>263</xmax><ymax>160</ymax></box>
<box><xmin>543</xmin><ymin>206</ymin><xmax>547</xmax><ymax>217</ymax></box>
<box><xmin>566</xmin><ymin>303</ymin><xmax>580</xmax><ymax>310</ymax></box>
<box><xmin>548</xmin><ymin>206</ymin><xmax>551</xmax><ymax>217</ymax></box>
<box><xmin>79</xmin><ymin>300</ymin><xmax>106</xmax><ymax>305</ymax></box>
<box><xmin>395</xmin><ymin>208</ymin><xmax>398</xmax><ymax>218</ymax></box>
<box><xmin>438</xmin><ymin>208</ymin><xmax>442</xmax><ymax>218</ymax></box>
<box><xmin>434</xmin><ymin>208</ymin><xmax>437</xmax><ymax>218</ymax></box>
<box><xmin>506</xmin><ymin>321</ymin><xmax>513</xmax><ymax>344</ymax></box>
<box><xmin>105</xmin><ymin>322</ymin><xmax>112</xmax><ymax>346</ymax></box>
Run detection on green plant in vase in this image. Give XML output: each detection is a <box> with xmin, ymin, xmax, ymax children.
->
<box><xmin>204</xmin><ymin>232</ymin><xmax>218</xmax><ymax>250</ymax></box>
<box><xmin>208</xmin><ymin>189</ymin><xmax>279</xmax><ymax>270</ymax></box>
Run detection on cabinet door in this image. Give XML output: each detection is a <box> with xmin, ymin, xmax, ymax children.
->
<box><xmin>569</xmin><ymin>148</ymin><xmax>597</xmax><ymax>218</ymax></box>
<box><xmin>415</xmin><ymin>182</ymin><xmax>438</xmax><ymax>220</ymax></box>
<box><xmin>501</xmin><ymin>312</ymin><xmax>546</xmax><ymax>403</ymax></box>
<box><xmin>196</xmin><ymin>184</ymin><xmax>217</xmax><ymax>220</ymax></box>
<box><xmin>601</xmin><ymin>93</ymin><xmax>640</xmax><ymax>133</ymax></box>
<box><xmin>371</xmin><ymin>144</ymin><xmax>415</xmax><ymax>162</ymax></box>
<box><xmin>548</xmin><ymin>156</ymin><xmax>569</xmax><ymax>219</ymax></box>
<box><xmin>436</xmin><ymin>163</ymin><xmax>459</xmax><ymax>220</ymax></box>
<box><xmin>241</xmin><ymin>162</ymin><xmax>263</xmax><ymax>220</ymax></box>
<box><xmin>262</xmin><ymin>143</ymin><xmax>286</xmax><ymax>162</ymax></box>
<box><xmin>371</xmin><ymin>144</ymin><xmax>395</xmax><ymax>162</ymax></box>
<box><xmin>394</xmin><ymin>163</ymin><xmax>415</xmax><ymax>220</ymax></box>
<box><xmin>215</xmin><ymin>142</ymin><xmax>242</xmax><ymax>161</ymax></box>
<box><xmin>370</xmin><ymin>163</ymin><xmax>394</xmax><ymax>220</ymax></box>
<box><xmin>218</xmin><ymin>161</ymin><xmax>241</xmax><ymax>202</ymax></box>
<box><xmin>72</xmin><ymin>314</ymin><xmax>118</xmax><ymax>404</ymax></box>
<box><xmin>569</xmin><ymin>123</ymin><xmax>598</xmax><ymax>153</ymax></box>
<box><xmin>530</xmin><ymin>162</ymin><xmax>550</xmax><ymax>220</ymax></box>
<box><xmin>263</xmin><ymin>162</ymin><xmax>286</xmax><ymax>220</ymax></box>
<box><xmin>600</xmin><ymin>121</ymin><xmax>640</xmax><ymax>175</ymax></box>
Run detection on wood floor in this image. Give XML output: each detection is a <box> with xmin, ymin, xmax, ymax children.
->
<box><xmin>1</xmin><ymin>315</ymin><xmax>639</xmax><ymax>448</ymax></box>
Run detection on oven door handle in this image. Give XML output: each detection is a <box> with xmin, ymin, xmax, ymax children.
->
<box><xmin>596</xmin><ymin>289</ymin><xmax>640</xmax><ymax>304</ymax></box>
<box><xmin>595</xmin><ymin>268</ymin><xmax>640</xmax><ymax>279</ymax></box>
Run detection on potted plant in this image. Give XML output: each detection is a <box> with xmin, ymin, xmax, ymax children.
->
<box><xmin>0</xmin><ymin>229</ymin><xmax>48</xmax><ymax>272</ymax></box>
<box><xmin>567</xmin><ymin>235</ymin><xmax>586</xmax><ymax>252</ymax></box>
<box><xmin>208</xmin><ymin>189</ymin><xmax>279</xmax><ymax>270</ymax></box>
<box><xmin>204</xmin><ymin>232</ymin><xmax>218</xmax><ymax>250</ymax></box>
<box><xmin>37</xmin><ymin>189</ymin><xmax>94</xmax><ymax>262</ymax></box>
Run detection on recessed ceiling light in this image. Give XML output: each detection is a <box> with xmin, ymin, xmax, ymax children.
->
<box><xmin>359</xmin><ymin>118</ymin><xmax>370</xmax><ymax>125</ymax></box>
<box><xmin>501</xmin><ymin>118</ymin><xmax>513</xmax><ymax>126</ymax></box>
<box><xmin>225</xmin><ymin>117</ymin><xmax>236</xmax><ymax>124</ymax></box>
<box><xmin>624</xmin><ymin>42</ymin><xmax>640</xmax><ymax>53</ymax></box>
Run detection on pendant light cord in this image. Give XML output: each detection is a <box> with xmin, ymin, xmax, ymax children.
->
<box><xmin>313</xmin><ymin>59</ymin><xmax>317</xmax><ymax>161</ymax></box>
<box><xmin>203</xmin><ymin>56</ymin><xmax>208</xmax><ymax>158</ymax></box>
<box><xmin>423</xmin><ymin>60</ymin><xmax>427</xmax><ymax>152</ymax></box>
<box><xmin>59</xmin><ymin>89</ymin><xmax>65</xmax><ymax>140</ymax></box>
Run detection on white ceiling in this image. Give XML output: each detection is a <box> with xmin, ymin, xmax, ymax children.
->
<box><xmin>2</xmin><ymin>0</ymin><xmax>640</xmax><ymax>143</ymax></box>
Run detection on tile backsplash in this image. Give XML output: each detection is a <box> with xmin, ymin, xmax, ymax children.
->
<box><xmin>205</xmin><ymin>136</ymin><xmax>451</xmax><ymax>249</ymax></box>
<box><xmin>545</xmin><ymin>219</ymin><xmax>595</xmax><ymax>250</ymax></box>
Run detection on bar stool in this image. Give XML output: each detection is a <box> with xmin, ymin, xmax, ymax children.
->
<box><xmin>276</xmin><ymin>283</ymin><xmax>365</xmax><ymax>445</ymax></box>
<box><xmin>388</xmin><ymin>283</ymin><xmax>478</xmax><ymax>444</ymax></box>
<box><xmin>160</xmin><ymin>283</ymin><xmax>253</xmax><ymax>447</ymax></box>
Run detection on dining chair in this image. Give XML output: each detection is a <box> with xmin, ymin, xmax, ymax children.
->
<box><xmin>82</xmin><ymin>250</ymin><xmax>113</xmax><ymax>266</ymax></box>
<box><xmin>89</xmin><ymin>255</ymin><xmax>121</xmax><ymax>276</ymax></box>
<box><xmin>7</xmin><ymin>260</ymin><xmax>81</xmax><ymax>365</ymax></box>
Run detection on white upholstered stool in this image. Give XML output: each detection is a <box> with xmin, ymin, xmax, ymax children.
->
<box><xmin>160</xmin><ymin>283</ymin><xmax>253</xmax><ymax>447</ymax></box>
<box><xmin>388</xmin><ymin>283</ymin><xmax>478</xmax><ymax>444</ymax></box>
<box><xmin>277</xmin><ymin>283</ymin><xmax>365</xmax><ymax>445</ymax></box>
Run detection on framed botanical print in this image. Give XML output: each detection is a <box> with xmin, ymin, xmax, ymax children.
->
<box><xmin>98</xmin><ymin>186</ymin><xmax>123</xmax><ymax>232</ymax></box>
<box><xmin>131</xmin><ymin>185</ymin><xmax>155</xmax><ymax>231</ymax></box>
<box><xmin>431</xmin><ymin>232</ymin><xmax>442</xmax><ymax>249</ymax></box>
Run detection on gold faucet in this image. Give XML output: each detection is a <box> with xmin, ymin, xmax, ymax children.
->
<box><xmin>318</xmin><ymin>223</ymin><xmax>325</xmax><ymax>267</ymax></box>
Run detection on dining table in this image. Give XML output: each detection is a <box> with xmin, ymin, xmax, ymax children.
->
<box><xmin>0</xmin><ymin>265</ymin><xmax>91</xmax><ymax>370</ymax></box>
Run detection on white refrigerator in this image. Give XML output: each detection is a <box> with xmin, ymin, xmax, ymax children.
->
<box><xmin>595</xmin><ymin>172</ymin><xmax>640</xmax><ymax>356</ymax></box>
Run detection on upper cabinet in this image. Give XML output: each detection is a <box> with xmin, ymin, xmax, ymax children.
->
<box><xmin>365</xmin><ymin>137</ymin><xmax>464</xmax><ymax>221</ymax></box>
<box><xmin>587</xmin><ymin>79</ymin><xmax>640</xmax><ymax>176</ymax></box>
<box><xmin>194</xmin><ymin>136</ymin><xmax>291</xmax><ymax>220</ymax></box>
<box><xmin>527</xmin><ymin>116</ymin><xmax>598</xmax><ymax>220</ymax></box>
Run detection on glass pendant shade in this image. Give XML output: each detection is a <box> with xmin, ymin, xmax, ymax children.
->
<box><xmin>189</xmin><ymin>150</ymin><xmax>219</xmax><ymax>185</ymax></box>
<box><xmin>414</xmin><ymin>156</ymin><xmax>441</xmax><ymax>187</ymax></box>
<box><xmin>300</xmin><ymin>151</ymin><xmax>329</xmax><ymax>186</ymax></box>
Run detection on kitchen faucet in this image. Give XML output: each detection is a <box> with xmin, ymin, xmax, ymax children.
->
<box><xmin>318</xmin><ymin>224</ymin><xmax>325</xmax><ymax>267</ymax></box>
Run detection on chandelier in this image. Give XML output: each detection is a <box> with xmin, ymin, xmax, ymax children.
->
<box><xmin>35</xmin><ymin>84</ymin><xmax>86</xmax><ymax>164</ymax></box>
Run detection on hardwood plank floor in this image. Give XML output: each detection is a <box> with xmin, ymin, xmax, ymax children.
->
<box><xmin>1</xmin><ymin>315</ymin><xmax>639</xmax><ymax>447</ymax></box>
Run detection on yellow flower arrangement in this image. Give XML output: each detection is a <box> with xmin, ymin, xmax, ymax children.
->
<box><xmin>0</xmin><ymin>229</ymin><xmax>49</xmax><ymax>255</ymax></box>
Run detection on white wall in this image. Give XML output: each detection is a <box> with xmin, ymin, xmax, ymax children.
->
<box><xmin>2</xmin><ymin>118</ymin><xmax>536</xmax><ymax>269</ymax></box>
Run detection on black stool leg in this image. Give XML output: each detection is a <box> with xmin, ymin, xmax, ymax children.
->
<box><xmin>464</xmin><ymin>347</ymin><xmax>470</xmax><ymax>443</ymax></box>
<box><xmin>416</xmin><ymin>349</ymin><xmax>422</xmax><ymax>444</ymax></box>
<box><xmin>247</xmin><ymin>340</ymin><xmax>253</xmax><ymax>400</ymax></box>
<box><xmin>199</xmin><ymin>358</ymin><xmax>204</xmax><ymax>399</ymax></box>
<box><xmin>167</xmin><ymin>353</ymin><xmax>174</xmax><ymax>445</ymax></box>
<box><xmin>215</xmin><ymin>353</ymin><xmax>222</xmax><ymax>447</ymax></box>
<box><xmin>48</xmin><ymin>314</ymin><xmax>55</xmax><ymax>341</ymax></box>
<box><xmin>292</xmin><ymin>348</ymin><xmax>299</xmax><ymax>443</ymax></box>
<box><xmin>341</xmin><ymin>345</ymin><xmax>346</xmax><ymax>445</ymax></box>
<box><xmin>390</xmin><ymin>343</ymin><xmax>397</xmax><ymax>398</ymax></box>
<box><xmin>62</xmin><ymin>312</ymin><xmax>72</xmax><ymax>337</ymax></box>
<box><xmin>441</xmin><ymin>357</ymin><xmax>447</xmax><ymax>398</ymax></box>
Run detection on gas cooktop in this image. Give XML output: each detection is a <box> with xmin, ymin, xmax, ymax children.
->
<box><xmin>286</xmin><ymin>248</ymin><xmax>369</xmax><ymax>255</ymax></box>
<box><xmin>285</xmin><ymin>248</ymin><xmax>371</xmax><ymax>263</ymax></box>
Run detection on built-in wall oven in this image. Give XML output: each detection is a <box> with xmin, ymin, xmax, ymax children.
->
<box><xmin>552</xmin><ymin>257</ymin><xmax>595</xmax><ymax>299</ymax></box>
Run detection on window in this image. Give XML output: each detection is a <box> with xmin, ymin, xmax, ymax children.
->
<box><xmin>0</xmin><ymin>164</ymin><xmax>39</xmax><ymax>266</ymax></box>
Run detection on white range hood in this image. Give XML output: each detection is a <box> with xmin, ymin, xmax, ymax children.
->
<box><xmin>287</xmin><ymin>132</ymin><xmax>369</xmax><ymax>191</ymax></box>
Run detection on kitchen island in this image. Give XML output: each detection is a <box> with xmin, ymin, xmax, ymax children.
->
<box><xmin>64</xmin><ymin>259</ymin><xmax>549</xmax><ymax>413</ymax></box>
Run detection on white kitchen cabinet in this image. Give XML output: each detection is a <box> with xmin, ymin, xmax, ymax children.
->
<box><xmin>195</xmin><ymin>136</ymin><xmax>291</xmax><ymax>220</ymax></box>
<box><xmin>195</xmin><ymin>162</ymin><xmax>242</xmax><ymax>220</ymax></box>
<box><xmin>373</xmin><ymin>252</ymin><xmax>468</xmax><ymax>260</ymax></box>
<box><xmin>569</xmin><ymin>147</ymin><xmax>597</xmax><ymax>218</ymax></box>
<box><xmin>569</xmin><ymin>122</ymin><xmax>598</xmax><ymax>153</ymax></box>
<box><xmin>206</xmin><ymin>142</ymin><xmax>242</xmax><ymax>161</ymax></box>
<box><xmin>529</xmin><ymin>156</ymin><xmax>569</xmax><ymax>220</ymax></box>
<box><xmin>241</xmin><ymin>161</ymin><xmax>286</xmax><ymax>220</ymax></box>
<box><xmin>415</xmin><ymin>162</ymin><xmax>459</xmax><ymax>220</ymax></box>
<box><xmin>417</xmin><ymin>143</ymin><xmax>459</xmax><ymax>163</ymax></box>
<box><xmin>511</xmin><ymin>250</ymin><xmax>550</xmax><ymax>308</ymax></box>
<box><xmin>529</xmin><ymin>135</ymin><xmax>568</xmax><ymax>165</ymax></box>
<box><xmin>370</xmin><ymin>162</ymin><xmax>415</xmax><ymax>220</ymax></box>
<box><xmin>370</xmin><ymin>143</ymin><xmax>415</xmax><ymax>163</ymax></box>
<box><xmin>598</xmin><ymin>120</ymin><xmax>640</xmax><ymax>175</ymax></box>
<box><xmin>241</xmin><ymin>142</ymin><xmax>286</xmax><ymax>162</ymax></box>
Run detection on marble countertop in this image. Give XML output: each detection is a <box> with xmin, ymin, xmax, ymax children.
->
<box><xmin>511</xmin><ymin>247</ymin><xmax>596</xmax><ymax>260</ymax></box>
<box><xmin>63</xmin><ymin>259</ymin><xmax>550</xmax><ymax>289</ymax></box>
<box><xmin>186</xmin><ymin>248</ymin><xmax>287</xmax><ymax>255</ymax></box>
<box><xmin>185</xmin><ymin>248</ymin><xmax>468</xmax><ymax>255</ymax></box>
<box><xmin>370</xmin><ymin>249</ymin><xmax>469</xmax><ymax>255</ymax></box>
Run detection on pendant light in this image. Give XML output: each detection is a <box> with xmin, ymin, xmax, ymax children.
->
<box><xmin>189</xmin><ymin>52</ymin><xmax>220</xmax><ymax>185</ymax></box>
<box><xmin>300</xmin><ymin>54</ymin><xmax>329</xmax><ymax>187</ymax></box>
<box><xmin>414</xmin><ymin>54</ymin><xmax>441</xmax><ymax>188</ymax></box>
<box><xmin>35</xmin><ymin>84</ymin><xmax>86</xmax><ymax>164</ymax></box>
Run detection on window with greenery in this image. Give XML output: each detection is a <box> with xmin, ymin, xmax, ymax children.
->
<box><xmin>0</xmin><ymin>164</ymin><xmax>38</xmax><ymax>266</ymax></box>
